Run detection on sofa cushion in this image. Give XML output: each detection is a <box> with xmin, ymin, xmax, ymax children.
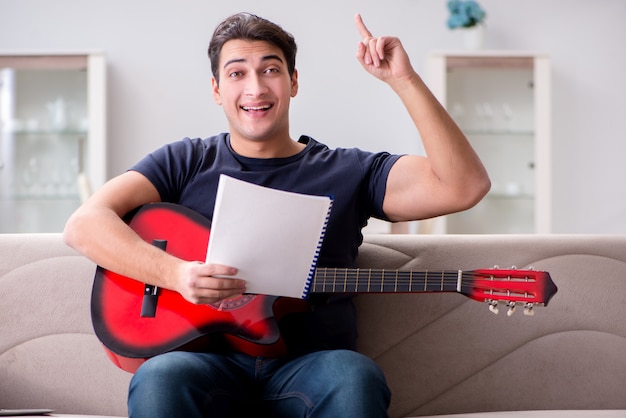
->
<box><xmin>354</xmin><ymin>234</ymin><xmax>626</xmax><ymax>417</ymax></box>
<box><xmin>0</xmin><ymin>234</ymin><xmax>130</xmax><ymax>417</ymax></box>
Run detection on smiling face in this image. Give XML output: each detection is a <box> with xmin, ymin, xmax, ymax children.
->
<box><xmin>212</xmin><ymin>39</ymin><xmax>299</xmax><ymax>157</ymax></box>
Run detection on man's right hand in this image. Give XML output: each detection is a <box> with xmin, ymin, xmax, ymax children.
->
<box><xmin>175</xmin><ymin>261</ymin><xmax>246</xmax><ymax>305</ymax></box>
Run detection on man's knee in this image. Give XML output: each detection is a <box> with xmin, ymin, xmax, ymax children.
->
<box><xmin>322</xmin><ymin>350</ymin><xmax>386</xmax><ymax>379</ymax></box>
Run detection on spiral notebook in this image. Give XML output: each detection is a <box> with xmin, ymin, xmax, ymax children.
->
<box><xmin>205</xmin><ymin>175</ymin><xmax>333</xmax><ymax>299</ymax></box>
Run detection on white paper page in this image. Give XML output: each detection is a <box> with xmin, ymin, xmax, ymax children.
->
<box><xmin>205</xmin><ymin>175</ymin><xmax>332</xmax><ymax>299</ymax></box>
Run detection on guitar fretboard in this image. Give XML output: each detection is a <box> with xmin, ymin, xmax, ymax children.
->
<box><xmin>311</xmin><ymin>268</ymin><xmax>466</xmax><ymax>294</ymax></box>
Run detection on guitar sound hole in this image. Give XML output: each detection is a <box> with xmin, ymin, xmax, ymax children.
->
<box><xmin>208</xmin><ymin>294</ymin><xmax>256</xmax><ymax>311</ymax></box>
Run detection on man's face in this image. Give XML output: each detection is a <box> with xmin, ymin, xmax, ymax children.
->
<box><xmin>212</xmin><ymin>39</ymin><xmax>298</xmax><ymax>145</ymax></box>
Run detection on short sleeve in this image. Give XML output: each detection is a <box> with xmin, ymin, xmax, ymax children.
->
<box><xmin>130</xmin><ymin>138</ymin><xmax>206</xmax><ymax>203</ymax></box>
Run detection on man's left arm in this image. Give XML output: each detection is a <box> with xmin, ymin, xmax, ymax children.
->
<box><xmin>354</xmin><ymin>14</ymin><xmax>490</xmax><ymax>222</ymax></box>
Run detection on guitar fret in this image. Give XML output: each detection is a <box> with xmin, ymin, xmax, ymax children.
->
<box><xmin>423</xmin><ymin>270</ymin><xmax>427</xmax><ymax>292</ymax></box>
<box><xmin>394</xmin><ymin>270</ymin><xmax>398</xmax><ymax>292</ymax></box>
<box><xmin>343</xmin><ymin>269</ymin><xmax>347</xmax><ymax>293</ymax></box>
<box><xmin>355</xmin><ymin>268</ymin><xmax>359</xmax><ymax>292</ymax></box>
<box><xmin>315</xmin><ymin>269</ymin><xmax>319</xmax><ymax>293</ymax></box>
<box><xmin>367</xmin><ymin>269</ymin><xmax>371</xmax><ymax>292</ymax></box>
<box><xmin>332</xmin><ymin>268</ymin><xmax>337</xmax><ymax>293</ymax></box>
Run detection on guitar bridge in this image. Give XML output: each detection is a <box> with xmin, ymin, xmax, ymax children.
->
<box><xmin>140</xmin><ymin>239</ymin><xmax>167</xmax><ymax>318</ymax></box>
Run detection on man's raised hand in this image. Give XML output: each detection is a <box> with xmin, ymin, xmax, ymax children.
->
<box><xmin>354</xmin><ymin>13</ymin><xmax>414</xmax><ymax>85</ymax></box>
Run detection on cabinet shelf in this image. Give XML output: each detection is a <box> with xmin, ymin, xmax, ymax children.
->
<box><xmin>463</xmin><ymin>129</ymin><xmax>534</xmax><ymax>136</ymax></box>
<box><xmin>2</xmin><ymin>195</ymin><xmax>80</xmax><ymax>201</ymax></box>
<box><xmin>428</xmin><ymin>51</ymin><xmax>551</xmax><ymax>234</ymax></box>
<box><xmin>486</xmin><ymin>192</ymin><xmax>534</xmax><ymax>200</ymax></box>
<box><xmin>10</xmin><ymin>130</ymin><xmax>88</xmax><ymax>136</ymax></box>
<box><xmin>0</xmin><ymin>52</ymin><xmax>106</xmax><ymax>233</ymax></box>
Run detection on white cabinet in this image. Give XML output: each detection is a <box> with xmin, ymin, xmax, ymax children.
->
<box><xmin>0</xmin><ymin>53</ymin><xmax>106</xmax><ymax>232</ymax></box>
<box><xmin>426</xmin><ymin>51</ymin><xmax>551</xmax><ymax>234</ymax></box>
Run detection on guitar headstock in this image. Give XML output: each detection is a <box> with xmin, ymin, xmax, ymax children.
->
<box><xmin>463</xmin><ymin>268</ymin><xmax>557</xmax><ymax>316</ymax></box>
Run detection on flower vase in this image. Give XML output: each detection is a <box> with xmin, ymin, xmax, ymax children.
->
<box><xmin>463</xmin><ymin>24</ymin><xmax>485</xmax><ymax>50</ymax></box>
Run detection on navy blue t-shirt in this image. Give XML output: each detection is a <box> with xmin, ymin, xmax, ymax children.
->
<box><xmin>131</xmin><ymin>133</ymin><xmax>402</xmax><ymax>353</ymax></box>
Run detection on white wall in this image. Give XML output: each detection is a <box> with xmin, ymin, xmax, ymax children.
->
<box><xmin>1</xmin><ymin>0</ymin><xmax>625</xmax><ymax>233</ymax></box>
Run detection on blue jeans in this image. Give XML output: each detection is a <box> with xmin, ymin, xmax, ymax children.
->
<box><xmin>128</xmin><ymin>349</ymin><xmax>390</xmax><ymax>417</ymax></box>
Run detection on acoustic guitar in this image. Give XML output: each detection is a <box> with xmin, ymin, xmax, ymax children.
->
<box><xmin>91</xmin><ymin>203</ymin><xmax>557</xmax><ymax>373</ymax></box>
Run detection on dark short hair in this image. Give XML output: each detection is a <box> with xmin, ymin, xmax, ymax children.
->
<box><xmin>208</xmin><ymin>12</ymin><xmax>298</xmax><ymax>84</ymax></box>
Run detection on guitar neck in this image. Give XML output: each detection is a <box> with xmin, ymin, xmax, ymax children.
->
<box><xmin>311</xmin><ymin>268</ymin><xmax>465</xmax><ymax>294</ymax></box>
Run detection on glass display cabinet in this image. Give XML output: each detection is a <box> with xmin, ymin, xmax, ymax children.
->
<box><xmin>0</xmin><ymin>53</ymin><xmax>106</xmax><ymax>232</ymax></box>
<box><xmin>425</xmin><ymin>51</ymin><xmax>551</xmax><ymax>234</ymax></box>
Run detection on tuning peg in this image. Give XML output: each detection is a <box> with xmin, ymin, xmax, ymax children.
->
<box><xmin>523</xmin><ymin>303</ymin><xmax>535</xmax><ymax>316</ymax></box>
<box><xmin>488</xmin><ymin>300</ymin><xmax>499</xmax><ymax>315</ymax></box>
<box><xmin>506</xmin><ymin>301</ymin><xmax>517</xmax><ymax>317</ymax></box>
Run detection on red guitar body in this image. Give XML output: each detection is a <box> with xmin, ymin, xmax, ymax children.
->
<box><xmin>91</xmin><ymin>203</ymin><xmax>307</xmax><ymax>373</ymax></box>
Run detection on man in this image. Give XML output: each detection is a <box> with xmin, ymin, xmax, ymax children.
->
<box><xmin>64</xmin><ymin>12</ymin><xmax>490</xmax><ymax>418</ymax></box>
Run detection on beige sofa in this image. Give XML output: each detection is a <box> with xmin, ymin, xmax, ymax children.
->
<box><xmin>1</xmin><ymin>233</ymin><xmax>625</xmax><ymax>418</ymax></box>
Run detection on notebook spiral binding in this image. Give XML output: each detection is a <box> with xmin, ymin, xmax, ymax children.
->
<box><xmin>302</xmin><ymin>197</ymin><xmax>334</xmax><ymax>299</ymax></box>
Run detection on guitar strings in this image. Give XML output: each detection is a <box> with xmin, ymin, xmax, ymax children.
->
<box><xmin>310</xmin><ymin>269</ymin><xmax>539</xmax><ymax>297</ymax></box>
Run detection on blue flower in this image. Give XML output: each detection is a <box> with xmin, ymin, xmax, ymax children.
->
<box><xmin>447</xmin><ymin>0</ymin><xmax>486</xmax><ymax>29</ymax></box>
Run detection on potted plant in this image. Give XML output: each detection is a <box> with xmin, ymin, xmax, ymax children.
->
<box><xmin>446</xmin><ymin>0</ymin><xmax>487</xmax><ymax>49</ymax></box>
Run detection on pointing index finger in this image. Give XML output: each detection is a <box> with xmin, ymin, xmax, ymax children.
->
<box><xmin>355</xmin><ymin>13</ymin><xmax>373</xmax><ymax>40</ymax></box>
